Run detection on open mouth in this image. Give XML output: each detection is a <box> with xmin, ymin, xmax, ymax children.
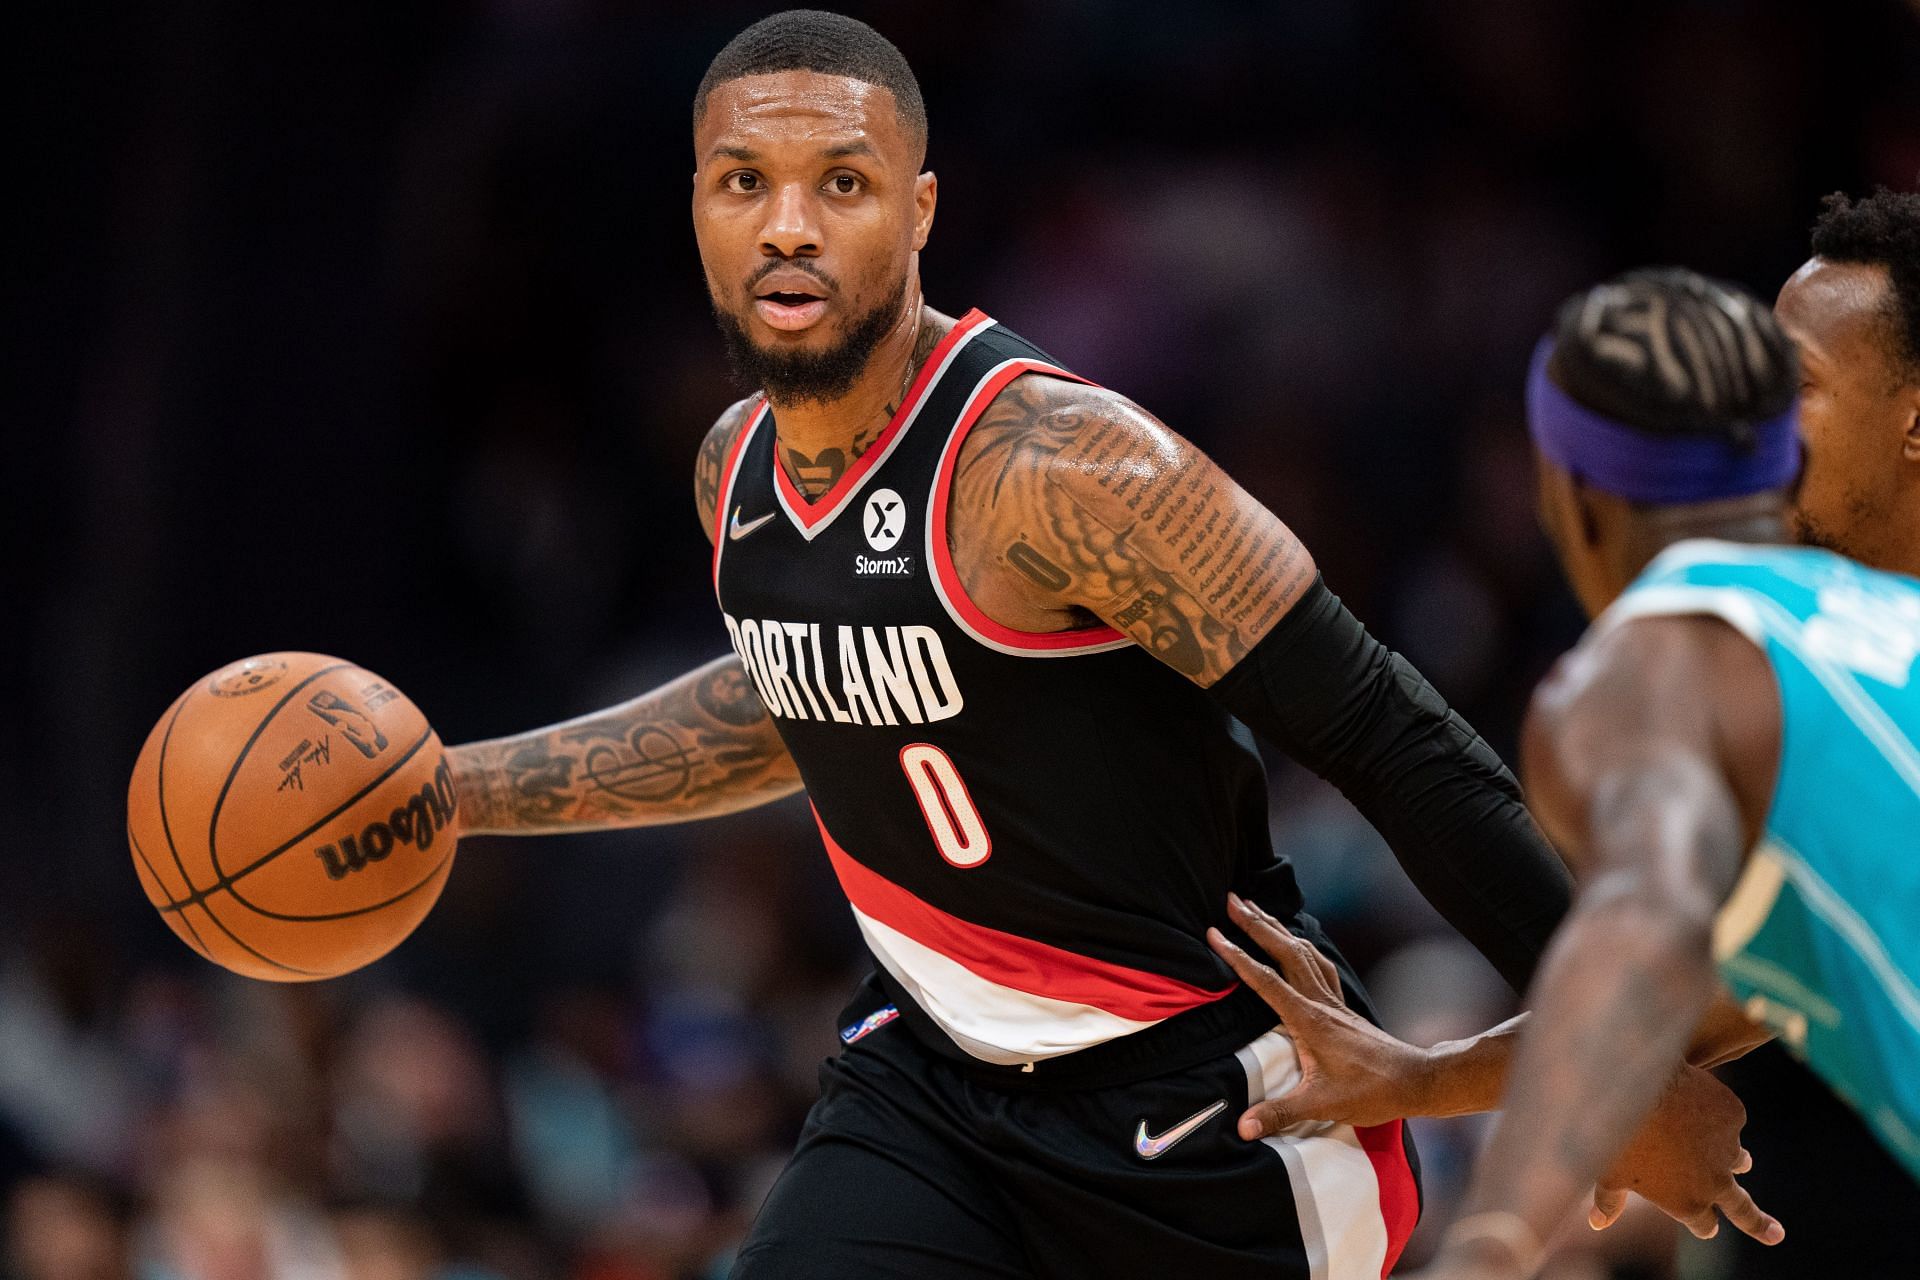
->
<box><xmin>753</xmin><ymin>288</ymin><xmax>829</xmax><ymax>331</ymax></box>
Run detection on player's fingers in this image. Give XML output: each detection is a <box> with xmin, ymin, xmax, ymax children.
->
<box><xmin>1208</xmin><ymin>928</ymin><xmax>1306</xmax><ymax>1017</ymax></box>
<box><xmin>1589</xmin><ymin>1185</ymin><xmax>1628</xmax><ymax>1231</ymax></box>
<box><xmin>1238</xmin><ymin>1090</ymin><xmax>1311</xmax><ymax>1139</ymax></box>
<box><xmin>1309</xmin><ymin>942</ymin><xmax>1340</xmax><ymax>998</ymax></box>
<box><xmin>1734</xmin><ymin>1146</ymin><xmax>1754</xmax><ymax>1175</ymax></box>
<box><xmin>1682</xmin><ymin>1207</ymin><xmax>1721</xmax><ymax>1240</ymax></box>
<box><xmin>1228</xmin><ymin>897</ymin><xmax>1337</xmax><ymax>1002</ymax></box>
<box><xmin>1716</xmin><ymin>1183</ymin><xmax>1785</xmax><ymax>1246</ymax></box>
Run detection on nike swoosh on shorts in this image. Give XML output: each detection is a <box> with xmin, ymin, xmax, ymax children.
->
<box><xmin>1133</xmin><ymin>1099</ymin><xmax>1227</xmax><ymax>1160</ymax></box>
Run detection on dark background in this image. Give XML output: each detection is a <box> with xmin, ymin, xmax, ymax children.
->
<box><xmin>7</xmin><ymin>2</ymin><xmax>1920</xmax><ymax>1278</ymax></box>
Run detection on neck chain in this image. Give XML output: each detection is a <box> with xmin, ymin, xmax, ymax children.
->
<box><xmin>893</xmin><ymin>303</ymin><xmax>924</xmax><ymax>410</ymax></box>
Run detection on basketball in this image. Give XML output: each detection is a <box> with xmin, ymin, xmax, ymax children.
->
<box><xmin>125</xmin><ymin>652</ymin><xmax>460</xmax><ymax>981</ymax></box>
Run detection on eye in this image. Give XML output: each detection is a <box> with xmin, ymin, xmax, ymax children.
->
<box><xmin>722</xmin><ymin>171</ymin><xmax>762</xmax><ymax>194</ymax></box>
<box><xmin>825</xmin><ymin>173</ymin><xmax>862</xmax><ymax>195</ymax></box>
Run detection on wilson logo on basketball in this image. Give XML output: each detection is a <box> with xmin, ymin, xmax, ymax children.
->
<box><xmin>313</xmin><ymin>756</ymin><xmax>459</xmax><ymax>881</ymax></box>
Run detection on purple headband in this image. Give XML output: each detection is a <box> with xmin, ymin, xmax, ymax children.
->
<box><xmin>1526</xmin><ymin>337</ymin><xmax>1800</xmax><ymax>504</ymax></box>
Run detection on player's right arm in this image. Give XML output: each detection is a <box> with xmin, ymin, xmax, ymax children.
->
<box><xmin>447</xmin><ymin>401</ymin><xmax>803</xmax><ymax>835</ymax></box>
<box><xmin>1421</xmin><ymin>615</ymin><xmax>1783</xmax><ymax>1273</ymax></box>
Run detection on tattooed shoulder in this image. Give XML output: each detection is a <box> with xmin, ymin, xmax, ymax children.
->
<box><xmin>950</xmin><ymin>374</ymin><xmax>1315</xmax><ymax>685</ymax></box>
<box><xmin>695</xmin><ymin>396</ymin><xmax>760</xmax><ymax>543</ymax></box>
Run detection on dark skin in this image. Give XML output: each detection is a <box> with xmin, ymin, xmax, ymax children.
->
<box><xmin>1202</xmin><ymin>460</ymin><xmax>1793</xmax><ymax>1262</ymax></box>
<box><xmin>1383</xmin><ymin>462</ymin><xmax>1789</xmax><ymax>1279</ymax></box>
<box><xmin>1230</xmin><ymin>265</ymin><xmax>1920</xmax><ymax>1267</ymax></box>
<box><xmin>456</xmin><ymin>71</ymin><xmax>1319</xmax><ymax>827</ymax></box>
<box><xmin>449</xmin><ymin>73</ymin><xmax>1761</xmax><ymax>1248</ymax></box>
<box><xmin>1775</xmin><ymin>258</ymin><xmax>1920</xmax><ymax>579</ymax></box>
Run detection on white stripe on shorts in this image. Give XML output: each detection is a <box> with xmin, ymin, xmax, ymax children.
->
<box><xmin>1235</xmin><ymin>1028</ymin><xmax>1390</xmax><ymax>1280</ymax></box>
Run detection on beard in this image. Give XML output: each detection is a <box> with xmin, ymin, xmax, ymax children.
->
<box><xmin>1791</xmin><ymin>484</ymin><xmax>1881</xmax><ymax>560</ymax></box>
<box><xmin>711</xmin><ymin>274</ymin><xmax>908</xmax><ymax>405</ymax></box>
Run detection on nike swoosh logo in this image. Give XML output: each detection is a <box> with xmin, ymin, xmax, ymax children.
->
<box><xmin>729</xmin><ymin>506</ymin><xmax>776</xmax><ymax>541</ymax></box>
<box><xmin>1133</xmin><ymin>1099</ymin><xmax>1227</xmax><ymax>1160</ymax></box>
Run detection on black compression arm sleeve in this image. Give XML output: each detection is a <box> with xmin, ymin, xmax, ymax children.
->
<box><xmin>1210</xmin><ymin>575</ymin><xmax>1572</xmax><ymax>991</ymax></box>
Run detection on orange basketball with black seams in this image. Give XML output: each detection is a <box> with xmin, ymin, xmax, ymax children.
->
<box><xmin>125</xmin><ymin>652</ymin><xmax>460</xmax><ymax>981</ymax></box>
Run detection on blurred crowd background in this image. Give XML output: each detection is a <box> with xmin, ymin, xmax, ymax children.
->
<box><xmin>10</xmin><ymin>1</ymin><xmax>1920</xmax><ymax>1278</ymax></box>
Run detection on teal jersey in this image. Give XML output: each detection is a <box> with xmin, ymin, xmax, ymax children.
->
<box><xmin>1601</xmin><ymin>539</ymin><xmax>1920</xmax><ymax>1180</ymax></box>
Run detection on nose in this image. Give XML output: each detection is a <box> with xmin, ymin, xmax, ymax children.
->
<box><xmin>760</xmin><ymin>181</ymin><xmax>822</xmax><ymax>259</ymax></box>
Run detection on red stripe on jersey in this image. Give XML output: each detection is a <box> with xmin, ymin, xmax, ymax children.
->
<box><xmin>1358</xmin><ymin>1119</ymin><xmax>1420</xmax><ymax>1277</ymax></box>
<box><xmin>929</xmin><ymin>360</ymin><xmax>1127</xmax><ymax>652</ymax></box>
<box><xmin>773</xmin><ymin>309</ymin><xmax>993</xmax><ymax>531</ymax></box>
<box><xmin>813</xmin><ymin>806</ymin><xmax>1234</xmax><ymax>1022</ymax></box>
<box><xmin>711</xmin><ymin>397</ymin><xmax>770</xmax><ymax>596</ymax></box>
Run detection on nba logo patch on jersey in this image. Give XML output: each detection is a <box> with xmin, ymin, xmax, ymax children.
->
<box><xmin>840</xmin><ymin>1004</ymin><xmax>901</xmax><ymax>1044</ymax></box>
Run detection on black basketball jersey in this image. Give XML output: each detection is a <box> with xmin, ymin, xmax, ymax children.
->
<box><xmin>711</xmin><ymin>310</ymin><xmax>1302</xmax><ymax>1068</ymax></box>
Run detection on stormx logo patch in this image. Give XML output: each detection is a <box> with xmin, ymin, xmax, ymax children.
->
<box><xmin>856</xmin><ymin>553</ymin><xmax>914</xmax><ymax>577</ymax></box>
<box><xmin>858</xmin><ymin>488</ymin><xmax>913</xmax><ymax>576</ymax></box>
<box><xmin>864</xmin><ymin>487</ymin><xmax>906</xmax><ymax>550</ymax></box>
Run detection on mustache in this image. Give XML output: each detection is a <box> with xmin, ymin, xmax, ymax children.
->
<box><xmin>745</xmin><ymin>259</ymin><xmax>840</xmax><ymax>294</ymax></box>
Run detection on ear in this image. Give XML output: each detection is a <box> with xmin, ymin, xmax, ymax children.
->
<box><xmin>911</xmin><ymin>171</ymin><xmax>937</xmax><ymax>253</ymax></box>
<box><xmin>1901</xmin><ymin>392</ymin><xmax>1920</xmax><ymax>464</ymax></box>
<box><xmin>1571</xmin><ymin>474</ymin><xmax>1605</xmax><ymax>548</ymax></box>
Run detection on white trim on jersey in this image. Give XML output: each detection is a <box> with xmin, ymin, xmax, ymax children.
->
<box><xmin>1767</xmin><ymin>834</ymin><xmax>1920</xmax><ymax>1042</ymax></box>
<box><xmin>1713</xmin><ymin>841</ymin><xmax>1791</xmax><ymax>961</ymax></box>
<box><xmin>846</xmin><ymin>906</ymin><xmax>1157</xmax><ymax>1066</ymax></box>
<box><xmin>1595</xmin><ymin>582</ymin><xmax>1770</xmax><ymax>646</ymax></box>
<box><xmin>772</xmin><ymin>317</ymin><xmax>999</xmax><ymax>542</ymax></box>
<box><xmin>1235</xmin><ymin>1030</ymin><xmax>1394</xmax><ymax>1280</ymax></box>
<box><xmin>1603</xmin><ymin>577</ymin><xmax>1920</xmax><ymax>799</ymax></box>
<box><xmin>710</xmin><ymin>399</ymin><xmax>773</xmax><ymax>602</ymax></box>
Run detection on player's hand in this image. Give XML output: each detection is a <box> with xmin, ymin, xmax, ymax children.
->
<box><xmin>1207</xmin><ymin>894</ymin><xmax>1433</xmax><ymax>1136</ymax></box>
<box><xmin>1594</xmin><ymin>1064</ymin><xmax>1785</xmax><ymax>1246</ymax></box>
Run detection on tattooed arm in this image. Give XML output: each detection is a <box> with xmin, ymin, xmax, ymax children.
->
<box><xmin>1426</xmin><ymin>616</ymin><xmax>1782</xmax><ymax>1275</ymax></box>
<box><xmin>953</xmin><ymin>375</ymin><xmax>1571</xmax><ymax>992</ymax></box>
<box><xmin>949</xmin><ymin>375</ymin><xmax>1312</xmax><ymax>682</ymax></box>
<box><xmin>448</xmin><ymin>400</ymin><xmax>802</xmax><ymax>834</ymax></box>
<box><xmin>451</xmin><ymin>656</ymin><xmax>803</xmax><ymax>833</ymax></box>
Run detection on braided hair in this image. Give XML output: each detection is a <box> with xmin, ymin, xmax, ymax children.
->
<box><xmin>1546</xmin><ymin>267</ymin><xmax>1798</xmax><ymax>451</ymax></box>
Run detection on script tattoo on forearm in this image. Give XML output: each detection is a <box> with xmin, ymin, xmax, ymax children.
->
<box><xmin>450</xmin><ymin>656</ymin><xmax>803</xmax><ymax>834</ymax></box>
<box><xmin>952</xmin><ymin>376</ymin><xmax>1314</xmax><ymax>684</ymax></box>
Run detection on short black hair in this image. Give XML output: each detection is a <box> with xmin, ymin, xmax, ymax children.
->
<box><xmin>694</xmin><ymin>10</ymin><xmax>927</xmax><ymax>164</ymax></box>
<box><xmin>1810</xmin><ymin>187</ymin><xmax>1920</xmax><ymax>378</ymax></box>
<box><xmin>1547</xmin><ymin>267</ymin><xmax>1798</xmax><ymax>448</ymax></box>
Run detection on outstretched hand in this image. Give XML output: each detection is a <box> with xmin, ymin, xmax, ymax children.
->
<box><xmin>1207</xmin><ymin>894</ymin><xmax>1434</xmax><ymax>1136</ymax></box>
<box><xmin>1597</xmin><ymin>1064</ymin><xmax>1784</xmax><ymax>1246</ymax></box>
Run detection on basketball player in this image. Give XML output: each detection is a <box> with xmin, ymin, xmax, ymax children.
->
<box><xmin>1777</xmin><ymin>187</ymin><xmax>1920</xmax><ymax>579</ymax></box>
<box><xmin>1212</xmin><ymin>196</ymin><xmax>1920</xmax><ymax>1274</ymax></box>
<box><xmin>1294</xmin><ymin>267</ymin><xmax>1920</xmax><ymax>1279</ymax></box>
<box><xmin>443</xmin><ymin>13</ymin><xmax>1749</xmax><ymax>1276</ymax></box>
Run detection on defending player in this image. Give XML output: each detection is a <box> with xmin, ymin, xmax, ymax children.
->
<box><xmin>1237</xmin><ymin>267</ymin><xmax>1920</xmax><ymax>1279</ymax></box>
<box><xmin>442</xmin><ymin>13</ymin><xmax>1753</xmax><ymax>1276</ymax></box>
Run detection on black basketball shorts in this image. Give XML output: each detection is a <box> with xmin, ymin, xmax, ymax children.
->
<box><xmin>730</xmin><ymin>988</ymin><xmax>1421</xmax><ymax>1279</ymax></box>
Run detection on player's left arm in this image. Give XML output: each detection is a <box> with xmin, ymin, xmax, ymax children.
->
<box><xmin>1424</xmin><ymin>616</ymin><xmax>1782</xmax><ymax>1276</ymax></box>
<box><xmin>957</xmin><ymin>375</ymin><xmax>1570</xmax><ymax>991</ymax></box>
